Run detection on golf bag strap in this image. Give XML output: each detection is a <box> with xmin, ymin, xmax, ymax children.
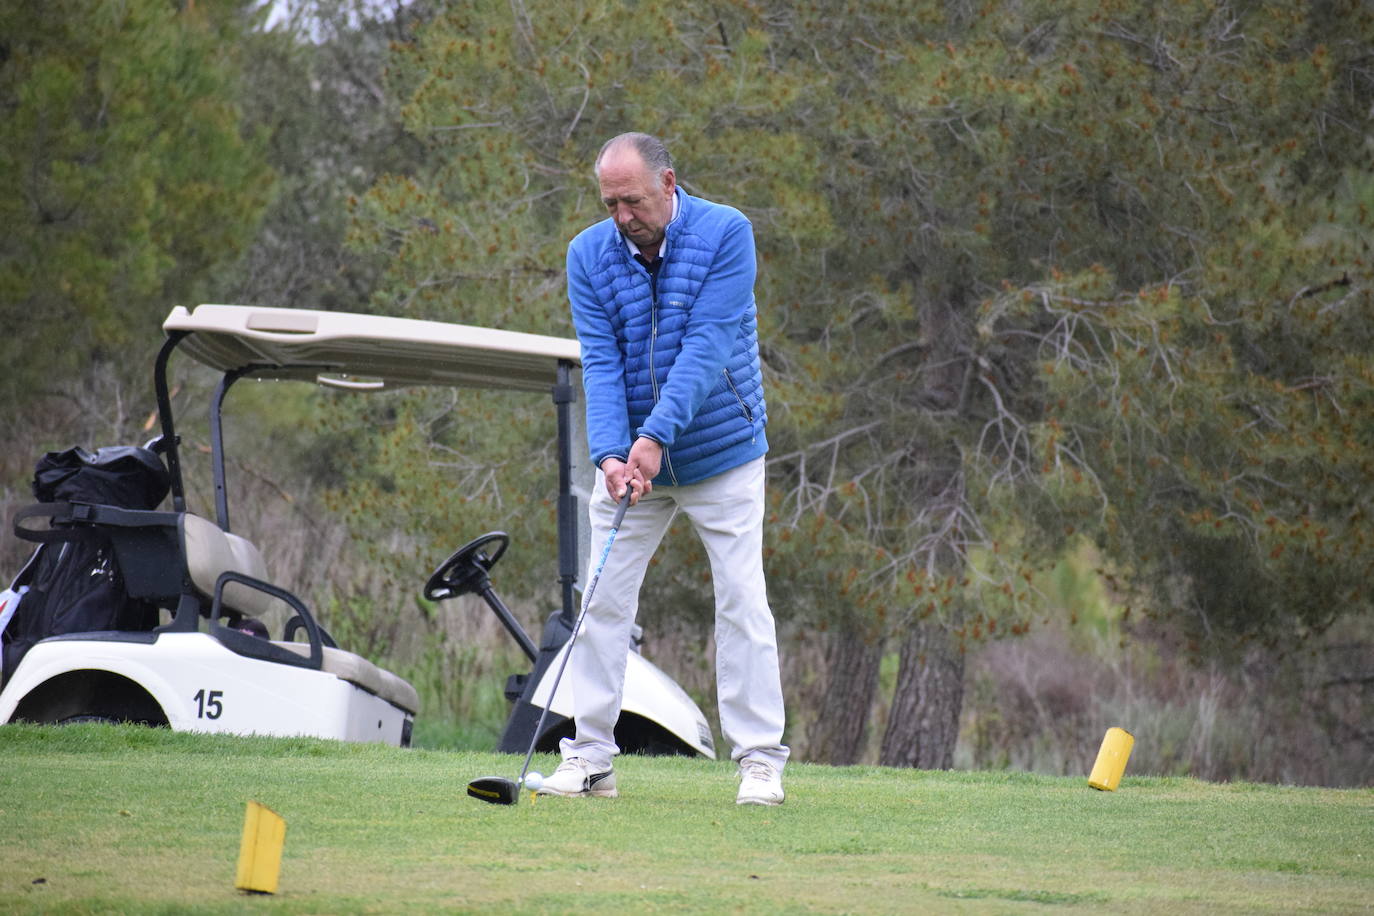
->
<box><xmin>12</xmin><ymin>502</ymin><xmax>181</xmax><ymax>544</ymax></box>
<box><xmin>12</xmin><ymin>503</ymin><xmax>102</xmax><ymax>544</ymax></box>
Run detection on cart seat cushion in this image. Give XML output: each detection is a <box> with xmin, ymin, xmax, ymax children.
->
<box><xmin>271</xmin><ymin>641</ymin><xmax>420</xmax><ymax>714</ymax></box>
<box><xmin>179</xmin><ymin>514</ymin><xmax>288</xmax><ymax>619</ymax></box>
<box><xmin>224</xmin><ymin>532</ymin><xmax>269</xmax><ymax>581</ymax></box>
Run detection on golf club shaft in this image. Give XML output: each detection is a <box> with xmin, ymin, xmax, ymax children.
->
<box><xmin>516</xmin><ymin>487</ymin><xmax>633</xmax><ymax>786</ymax></box>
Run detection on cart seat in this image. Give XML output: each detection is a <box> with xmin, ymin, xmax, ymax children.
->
<box><xmin>180</xmin><ymin>514</ymin><xmax>418</xmax><ymax>714</ymax></box>
<box><xmin>270</xmin><ymin>642</ymin><xmax>419</xmax><ymax>714</ymax></box>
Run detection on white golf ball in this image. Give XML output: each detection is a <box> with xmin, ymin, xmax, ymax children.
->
<box><xmin>524</xmin><ymin>772</ymin><xmax>543</xmax><ymax>791</ymax></box>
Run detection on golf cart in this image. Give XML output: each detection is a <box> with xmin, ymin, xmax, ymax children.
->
<box><xmin>0</xmin><ymin>305</ymin><xmax>715</xmax><ymax>759</ymax></box>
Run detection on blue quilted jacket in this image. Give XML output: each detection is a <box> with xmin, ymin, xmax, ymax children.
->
<box><xmin>567</xmin><ymin>188</ymin><xmax>768</xmax><ymax>486</ymax></box>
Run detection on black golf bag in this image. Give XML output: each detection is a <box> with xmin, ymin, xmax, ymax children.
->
<box><xmin>1</xmin><ymin>446</ymin><xmax>171</xmax><ymax>685</ymax></box>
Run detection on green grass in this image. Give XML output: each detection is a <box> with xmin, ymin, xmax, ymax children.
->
<box><xmin>1</xmin><ymin>724</ymin><xmax>1369</xmax><ymax>914</ymax></box>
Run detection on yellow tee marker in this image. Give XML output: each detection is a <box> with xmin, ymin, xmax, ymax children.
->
<box><xmin>235</xmin><ymin>801</ymin><xmax>286</xmax><ymax>894</ymax></box>
<box><xmin>1088</xmin><ymin>727</ymin><xmax>1135</xmax><ymax>791</ymax></box>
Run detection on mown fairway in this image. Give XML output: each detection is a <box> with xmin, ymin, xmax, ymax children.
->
<box><xmin>0</xmin><ymin>724</ymin><xmax>1369</xmax><ymax>914</ymax></box>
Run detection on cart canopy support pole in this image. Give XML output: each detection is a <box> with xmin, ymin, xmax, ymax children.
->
<box><xmin>553</xmin><ymin>360</ymin><xmax>578</xmax><ymax>626</ymax></box>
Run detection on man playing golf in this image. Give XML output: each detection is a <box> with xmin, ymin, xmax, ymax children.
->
<box><xmin>539</xmin><ymin>132</ymin><xmax>789</xmax><ymax>805</ymax></box>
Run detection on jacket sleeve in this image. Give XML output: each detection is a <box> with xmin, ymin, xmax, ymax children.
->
<box><xmin>567</xmin><ymin>239</ymin><xmax>631</xmax><ymax>469</ymax></box>
<box><xmin>638</xmin><ymin>216</ymin><xmax>756</xmax><ymax>447</ymax></box>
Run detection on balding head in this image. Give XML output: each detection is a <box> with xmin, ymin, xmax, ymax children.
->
<box><xmin>595</xmin><ymin>132</ymin><xmax>674</xmax><ymax>181</ymax></box>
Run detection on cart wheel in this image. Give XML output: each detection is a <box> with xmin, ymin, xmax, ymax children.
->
<box><xmin>58</xmin><ymin>715</ymin><xmax>120</xmax><ymax>725</ymax></box>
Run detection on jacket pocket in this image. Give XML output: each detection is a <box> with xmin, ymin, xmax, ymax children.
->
<box><xmin>723</xmin><ymin>369</ymin><xmax>754</xmax><ymax>423</ymax></box>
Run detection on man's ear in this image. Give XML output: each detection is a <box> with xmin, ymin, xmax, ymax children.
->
<box><xmin>661</xmin><ymin>168</ymin><xmax>676</xmax><ymax>196</ymax></box>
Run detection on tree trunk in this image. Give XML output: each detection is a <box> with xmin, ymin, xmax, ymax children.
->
<box><xmin>806</xmin><ymin>628</ymin><xmax>885</xmax><ymax>765</ymax></box>
<box><xmin>879</xmin><ymin>618</ymin><xmax>965</xmax><ymax>769</ymax></box>
<box><xmin>875</xmin><ymin>284</ymin><xmax>971</xmax><ymax>771</ymax></box>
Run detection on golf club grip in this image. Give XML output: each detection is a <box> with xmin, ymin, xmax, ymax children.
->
<box><xmin>611</xmin><ymin>486</ymin><xmax>633</xmax><ymax>528</ymax></box>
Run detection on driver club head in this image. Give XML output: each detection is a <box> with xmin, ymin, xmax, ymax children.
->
<box><xmin>467</xmin><ymin>776</ymin><xmax>520</xmax><ymax>805</ymax></box>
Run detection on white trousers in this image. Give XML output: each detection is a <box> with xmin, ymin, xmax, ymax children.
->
<box><xmin>559</xmin><ymin>456</ymin><xmax>790</xmax><ymax>772</ymax></box>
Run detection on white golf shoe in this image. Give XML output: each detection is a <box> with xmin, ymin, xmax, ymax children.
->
<box><xmin>735</xmin><ymin>758</ymin><xmax>785</xmax><ymax>806</ymax></box>
<box><xmin>536</xmin><ymin>757</ymin><xmax>618</xmax><ymax>798</ymax></box>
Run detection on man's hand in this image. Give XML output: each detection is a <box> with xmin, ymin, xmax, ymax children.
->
<box><xmin>628</xmin><ymin>436</ymin><xmax>663</xmax><ymax>484</ymax></box>
<box><xmin>600</xmin><ymin>457</ymin><xmax>647</xmax><ymax>505</ymax></box>
<box><xmin>601</xmin><ymin>437</ymin><xmax>662</xmax><ymax>506</ymax></box>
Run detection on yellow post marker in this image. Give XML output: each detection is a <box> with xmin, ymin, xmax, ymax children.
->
<box><xmin>1088</xmin><ymin>727</ymin><xmax>1135</xmax><ymax>791</ymax></box>
<box><xmin>235</xmin><ymin>801</ymin><xmax>286</xmax><ymax>894</ymax></box>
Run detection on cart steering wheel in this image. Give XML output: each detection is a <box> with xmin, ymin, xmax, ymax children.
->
<box><xmin>424</xmin><ymin>532</ymin><xmax>510</xmax><ymax>601</ymax></box>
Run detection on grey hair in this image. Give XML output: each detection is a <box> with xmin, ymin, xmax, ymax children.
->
<box><xmin>594</xmin><ymin>132</ymin><xmax>674</xmax><ymax>179</ymax></box>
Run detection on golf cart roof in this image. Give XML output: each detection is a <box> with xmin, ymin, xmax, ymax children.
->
<box><xmin>154</xmin><ymin>303</ymin><xmax>589</xmax><ymax>632</ymax></box>
<box><xmin>163</xmin><ymin>304</ymin><xmax>581</xmax><ymax>392</ymax></box>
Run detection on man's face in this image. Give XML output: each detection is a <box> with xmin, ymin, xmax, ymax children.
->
<box><xmin>598</xmin><ymin>147</ymin><xmax>675</xmax><ymax>255</ymax></box>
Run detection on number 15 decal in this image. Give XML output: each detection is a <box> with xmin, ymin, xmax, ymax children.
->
<box><xmin>193</xmin><ymin>689</ymin><xmax>224</xmax><ymax>720</ymax></box>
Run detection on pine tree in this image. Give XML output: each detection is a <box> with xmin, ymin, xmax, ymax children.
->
<box><xmin>0</xmin><ymin>0</ymin><xmax>274</xmax><ymax>414</ymax></box>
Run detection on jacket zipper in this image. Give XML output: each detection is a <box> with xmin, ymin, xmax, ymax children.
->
<box><xmin>645</xmin><ymin>261</ymin><xmax>677</xmax><ymax>484</ymax></box>
<box><xmin>723</xmin><ymin>368</ymin><xmax>754</xmax><ymax>423</ymax></box>
<box><xmin>724</xmin><ymin>368</ymin><xmax>757</xmax><ymax>444</ymax></box>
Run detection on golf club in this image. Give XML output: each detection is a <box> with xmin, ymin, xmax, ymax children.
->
<box><xmin>467</xmin><ymin>486</ymin><xmax>634</xmax><ymax>805</ymax></box>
